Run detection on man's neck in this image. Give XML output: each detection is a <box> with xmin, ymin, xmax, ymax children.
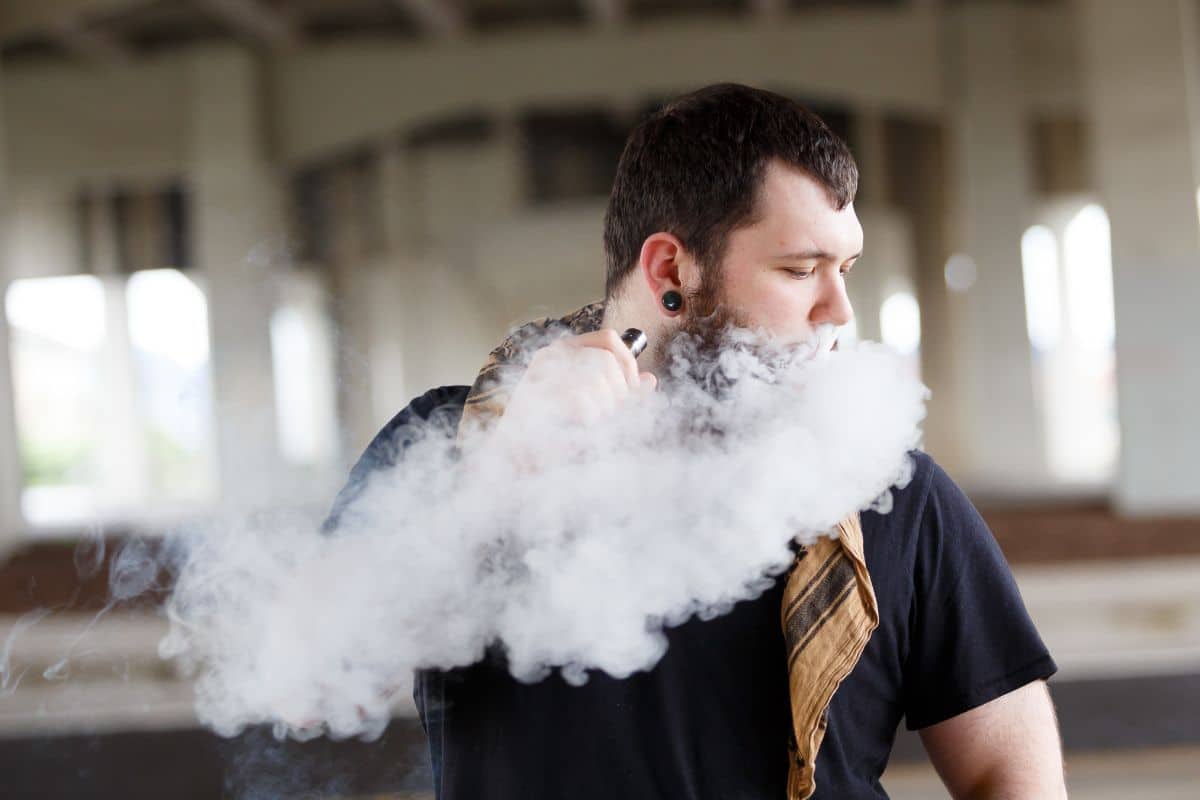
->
<box><xmin>601</xmin><ymin>296</ymin><xmax>670</xmax><ymax>377</ymax></box>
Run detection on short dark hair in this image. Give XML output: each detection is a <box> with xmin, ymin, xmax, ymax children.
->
<box><xmin>602</xmin><ymin>83</ymin><xmax>858</xmax><ymax>299</ymax></box>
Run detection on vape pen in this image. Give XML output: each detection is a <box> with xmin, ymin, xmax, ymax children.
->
<box><xmin>620</xmin><ymin>328</ymin><xmax>647</xmax><ymax>359</ymax></box>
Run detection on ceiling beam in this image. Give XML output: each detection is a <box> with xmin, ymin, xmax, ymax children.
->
<box><xmin>0</xmin><ymin>0</ymin><xmax>141</xmax><ymax>42</ymax></box>
<box><xmin>49</xmin><ymin>17</ymin><xmax>132</xmax><ymax>63</ymax></box>
<box><xmin>197</xmin><ymin>0</ymin><xmax>300</xmax><ymax>50</ymax></box>
<box><xmin>390</xmin><ymin>0</ymin><xmax>465</xmax><ymax>39</ymax></box>
<box><xmin>750</xmin><ymin>0</ymin><xmax>786</xmax><ymax>19</ymax></box>
<box><xmin>581</xmin><ymin>0</ymin><xmax>627</xmax><ymax>29</ymax></box>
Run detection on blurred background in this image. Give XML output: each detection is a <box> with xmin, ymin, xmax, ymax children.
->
<box><xmin>0</xmin><ymin>0</ymin><xmax>1197</xmax><ymax>797</ymax></box>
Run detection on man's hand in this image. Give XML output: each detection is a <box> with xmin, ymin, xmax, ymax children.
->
<box><xmin>918</xmin><ymin>680</ymin><xmax>1068</xmax><ymax>799</ymax></box>
<box><xmin>495</xmin><ymin>329</ymin><xmax>657</xmax><ymax>436</ymax></box>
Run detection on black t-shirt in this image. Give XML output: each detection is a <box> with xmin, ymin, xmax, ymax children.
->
<box><xmin>326</xmin><ymin>386</ymin><xmax>1058</xmax><ymax>800</ymax></box>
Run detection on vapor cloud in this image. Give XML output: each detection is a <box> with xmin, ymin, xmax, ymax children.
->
<box><xmin>160</xmin><ymin>324</ymin><xmax>928</xmax><ymax>740</ymax></box>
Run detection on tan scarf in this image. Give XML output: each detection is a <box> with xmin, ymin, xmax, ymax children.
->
<box><xmin>458</xmin><ymin>302</ymin><xmax>879</xmax><ymax>800</ymax></box>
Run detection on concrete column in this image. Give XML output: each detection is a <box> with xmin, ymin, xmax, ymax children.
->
<box><xmin>0</xmin><ymin>63</ymin><xmax>24</xmax><ymax>548</ymax></box>
<box><xmin>416</xmin><ymin>116</ymin><xmax>526</xmax><ymax>264</ymax></box>
<box><xmin>370</xmin><ymin>132</ymin><xmax>512</xmax><ymax>407</ymax></box>
<box><xmin>185</xmin><ymin>45</ymin><xmax>283</xmax><ymax>509</ymax></box>
<box><xmin>0</xmin><ymin>279</ymin><xmax>20</xmax><ymax>547</ymax></box>
<box><xmin>96</xmin><ymin>277</ymin><xmax>152</xmax><ymax>513</ymax></box>
<box><xmin>854</xmin><ymin>110</ymin><xmax>890</xmax><ymax>212</ymax></box>
<box><xmin>325</xmin><ymin>159</ymin><xmax>380</xmax><ymax>458</ymax></box>
<box><xmin>0</xmin><ymin>285</ymin><xmax>21</xmax><ymax>548</ymax></box>
<box><xmin>884</xmin><ymin>117</ymin><xmax>964</xmax><ymax>474</ymax></box>
<box><xmin>1078</xmin><ymin>0</ymin><xmax>1200</xmax><ymax>513</ymax></box>
<box><xmin>84</xmin><ymin>189</ymin><xmax>151</xmax><ymax>515</ymax></box>
<box><xmin>946</xmin><ymin>3</ymin><xmax>1046</xmax><ymax>491</ymax></box>
<box><xmin>396</xmin><ymin>117</ymin><xmax>524</xmax><ymax>393</ymax></box>
<box><xmin>4</xmin><ymin>185</ymin><xmax>80</xmax><ymax>280</ymax></box>
<box><xmin>849</xmin><ymin>111</ymin><xmax>886</xmax><ymax>345</ymax></box>
<box><xmin>366</xmin><ymin>142</ymin><xmax>415</xmax><ymax>421</ymax></box>
<box><xmin>851</xmin><ymin>110</ymin><xmax>916</xmax><ymax>348</ymax></box>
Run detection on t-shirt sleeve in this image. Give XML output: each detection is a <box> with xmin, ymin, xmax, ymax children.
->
<box><xmin>902</xmin><ymin>459</ymin><xmax>1057</xmax><ymax>730</ymax></box>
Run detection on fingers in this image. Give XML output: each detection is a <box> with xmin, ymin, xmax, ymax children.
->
<box><xmin>497</xmin><ymin>328</ymin><xmax>655</xmax><ymax>443</ymax></box>
<box><xmin>580</xmin><ymin>345</ymin><xmax>630</xmax><ymax>404</ymax></box>
<box><xmin>567</xmin><ymin>329</ymin><xmax>642</xmax><ymax>389</ymax></box>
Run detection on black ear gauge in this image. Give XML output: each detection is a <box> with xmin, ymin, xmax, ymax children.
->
<box><xmin>620</xmin><ymin>328</ymin><xmax>648</xmax><ymax>358</ymax></box>
<box><xmin>661</xmin><ymin>290</ymin><xmax>683</xmax><ymax>312</ymax></box>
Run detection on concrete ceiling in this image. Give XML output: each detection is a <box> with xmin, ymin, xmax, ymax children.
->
<box><xmin>0</xmin><ymin>0</ymin><xmax>1058</xmax><ymax>66</ymax></box>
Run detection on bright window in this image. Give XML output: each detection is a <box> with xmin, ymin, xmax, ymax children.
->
<box><xmin>1020</xmin><ymin>225</ymin><xmax>1062</xmax><ymax>353</ymax></box>
<box><xmin>1021</xmin><ymin>203</ymin><xmax>1119</xmax><ymax>485</ymax></box>
<box><xmin>879</xmin><ymin>291</ymin><xmax>921</xmax><ymax>357</ymax></box>
<box><xmin>126</xmin><ymin>269</ymin><xmax>217</xmax><ymax>501</ymax></box>
<box><xmin>1063</xmin><ymin>204</ymin><xmax>1116</xmax><ymax>349</ymax></box>
<box><xmin>270</xmin><ymin>274</ymin><xmax>338</xmax><ymax>468</ymax></box>
<box><xmin>5</xmin><ymin>275</ymin><xmax>108</xmax><ymax>524</ymax></box>
<box><xmin>5</xmin><ymin>269</ymin><xmax>218</xmax><ymax>527</ymax></box>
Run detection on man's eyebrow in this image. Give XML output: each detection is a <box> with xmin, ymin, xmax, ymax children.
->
<box><xmin>774</xmin><ymin>249</ymin><xmax>863</xmax><ymax>262</ymax></box>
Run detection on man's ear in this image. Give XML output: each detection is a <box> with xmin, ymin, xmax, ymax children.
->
<box><xmin>637</xmin><ymin>232</ymin><xmax>698</xmax><ymax>300</ymax></box>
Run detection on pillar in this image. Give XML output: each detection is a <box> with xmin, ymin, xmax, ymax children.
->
<box><xmin>397</xmin><ymin>116</ymin><xmax>519</xmax><ymax>394</ymax></box>
<box><xmin>1078</xmin><ymin>0</ymin><xmax>1200</xmax><ymax>513</ymax></box>
<box><xmin>185</xmin><ymin>45</ymin><xmax>284</xmax><ymax>509</ymax></box>
<box><xmin>851</xmin><ymin>110</ymin><xmax>916</xmax><ymax>347</ymax></box>
<box><xmin>946</xmin><ymin>3</ymin><xmax>1046</xmax><ymax>490</ymax></box>
<box><xmin>0</xmin><ymin>61</ymin><xmax>24</xmax><ymax>548</ymax></box>
<box><xmin>324</xmin><ymin>156</ymin><xmax>382</xmax><ymax>459</ymax></box>
<box><xmin>366</xmin><ymin>142</ymin><xmax>415</xmax><ymax>423</ymax></box>
<box><xmin>0</xmin><ymin>280</ymin><xmax>21</xmax><ymax>547</ymax></box>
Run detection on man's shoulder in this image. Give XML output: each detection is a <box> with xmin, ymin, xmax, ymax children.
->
<box><xmin>402</xmin><ymin>384</ymin><xmax>472</xmax><ymax>421</ymax></box>
<box><xmin>878</xmin><ymin>450</ymin><xmax>977</xmax><ymax>522</ymax></box>
<box><xmin>859</xmin><ymin>450</ymin><xmax>992</xmax><ymax>569</ymax></box>
<box><xmin>321</xmin><ymin>385</ymin><xmax>471</xmax><ymax>534</ymax></box>
<box><xmin>862</xmin><ymin>450</ymin><xmax>938</xmax><ymax>532</ymax></box>
<box><xmin>368</xmin><ymin>384</ymin><xmax>470</xmax><ymax>454</ymax></box>
<box><xmin>863</xmin><ymin>450</ymin><xmax>1009</xmax><ymax>577</ymax></box>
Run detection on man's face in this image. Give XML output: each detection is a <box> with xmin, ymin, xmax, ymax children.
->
<box><xmin>690</xmin><ymin>159</ymin><xmax>862</xmax><ymax>351</ymax></box>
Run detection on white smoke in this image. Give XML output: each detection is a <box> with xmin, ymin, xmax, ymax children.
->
<box><xmin>159</xmin><ymin>323</ymin><xmax>928</xmax><ymax>740</ymax></box>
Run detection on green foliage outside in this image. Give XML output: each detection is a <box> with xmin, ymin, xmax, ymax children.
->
<box><xmin>20</xmin><ymin>436</ymin><xmax>93</xmax><ymax>486</ymax></box>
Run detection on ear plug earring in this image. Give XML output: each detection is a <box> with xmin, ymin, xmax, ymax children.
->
<box><xmin>661</xmin><ymin>290</ymin><xmax>683</xmax><ymax>312</ymax></box>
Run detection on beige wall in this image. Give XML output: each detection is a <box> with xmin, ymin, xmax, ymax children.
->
<box><xmin>0</xmin><ymin>1</ymin><xmax>1162</xmax><ymax>519</ymax></box>
<box><xmin>3</xmin><ymin>57</ymin><xmax>187</xmax><ymax>189</ymax></box>
<box><xmin>0</xmin><ymin>58</ymin><xmax>22</xmax><ymax>550</ymax></box>
<box><xmin>1079</xmin><ymin>0</ymin><xmax>1200</xmax><ymax>514</ymax></box>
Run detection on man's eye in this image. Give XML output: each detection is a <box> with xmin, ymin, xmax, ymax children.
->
<box><xmin>784</xmin><ymin>269</ymin><xmax>812</xmax><ymax>279</ymax></box>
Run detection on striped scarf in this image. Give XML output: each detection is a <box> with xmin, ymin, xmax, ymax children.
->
<box><xmin>459</xmin><ymin>303</ymin><xmax>879</xmax><ymax>799</ymax></box>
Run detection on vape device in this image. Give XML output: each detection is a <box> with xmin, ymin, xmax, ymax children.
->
<box><xmin>621</xmin><ymin>328</ymin><xmax>647</xmax><ymax>359</ymax></box>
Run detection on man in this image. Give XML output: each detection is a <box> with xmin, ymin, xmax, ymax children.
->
<box><xmin>326</xmin><ymin>84</ymin><xmax>1066</xmax><ymax>799</ymax></box>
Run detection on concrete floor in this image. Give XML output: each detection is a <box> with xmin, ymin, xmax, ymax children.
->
<box><xmin>364</xmin><ymin>747</ymin><xmax>1200</xmax><ymax>799</ymax></box>
<box><xmin>881</xmin><ymin>746</ymin><xmax>1200</xmax><ymax>799</ymax></box>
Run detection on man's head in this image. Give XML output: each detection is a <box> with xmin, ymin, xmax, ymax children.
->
<box><xmin>602</xmin><ymin>83</ymin><xmax>863</xmax><ymax>358</ymax></box>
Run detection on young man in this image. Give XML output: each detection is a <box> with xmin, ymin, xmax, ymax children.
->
<box><xmin>326</xmin><ymin>84</ymin><xmax>1066</xmax><ymax>799</ymax></box>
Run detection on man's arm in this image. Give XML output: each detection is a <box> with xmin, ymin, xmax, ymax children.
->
<box><xmin>918</xmin><ymin>680</ymin><xmax>1067</xmax><ymax>799</ymax></box>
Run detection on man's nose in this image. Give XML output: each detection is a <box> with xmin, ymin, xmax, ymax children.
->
<box><xmin>811</xmin><ymin>272</ymin><xmax>854</xmax><ymax>328</ymax></box>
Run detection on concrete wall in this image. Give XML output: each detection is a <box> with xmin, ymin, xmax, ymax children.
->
<box><xmin>0</xmin><ymin>1</ymin><xmax>1161</xmax><ymax>526</ymax></box>
<box><xmin>0</xmin><ymin>58</ymin><xmax>22</xmax><ymax>552</ymax></box>
<box><xmin>2</xmin><ymin>57</ymin><xmax>187</xmax><ymax>189</ymax></box>
<box><xmin>271</xmin><ymin>10</ymin><xmax>946</xmax><ymax>164</ymax></box>
<box><xmin>1079</xmin><ymin>0</ymin><xmax>1200</xmax><ymax>515</ymax></box>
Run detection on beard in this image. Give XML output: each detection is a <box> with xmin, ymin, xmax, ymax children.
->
<box><xmin>650</xmin><ymin>268</ymin><xmax>748</xmax><ymax>378</ymax></box>
<box><xmin>652</xmin><ymin>270</ymin><xmax>835</xmax><ymax>401</ymax></box>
